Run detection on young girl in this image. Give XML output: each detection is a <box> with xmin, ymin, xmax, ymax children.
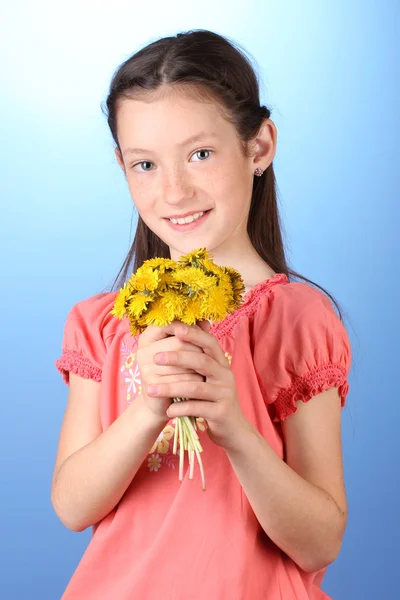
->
<box><xmin>52</xmin><ymin>29</ymin><xmax>352</xmax><ymax>600</ymax></box>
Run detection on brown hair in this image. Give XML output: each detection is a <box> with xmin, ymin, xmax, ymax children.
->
<box><xmin>102</xmin><ymin>29</ymin><xmax>347</xmax><ymax>322</ymax></box>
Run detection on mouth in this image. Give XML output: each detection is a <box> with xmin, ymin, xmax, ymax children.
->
<box><xmin>164</xmin><ymin>209</ymin><xmax>212</xmax><ymax>232</ymax></box>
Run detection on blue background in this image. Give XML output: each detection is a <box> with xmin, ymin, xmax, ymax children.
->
<box><xmin>1</xmin><ymin>1</ymin><xmax>398</xmax><ymax>598</ymax></box>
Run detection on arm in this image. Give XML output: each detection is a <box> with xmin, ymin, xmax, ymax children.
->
<box><xmin>51</xmin><ymin>374</ymin><xmax>169</xmax><ymax>532</ymax></box>
<box><xmin>224</xmin><ymin>387</ymin><xmax>347</xmax><ymax>573</ymax></box>
<box><xmin>147</xmin><ymin>323</ymin><xmax>348</xmax><ymax>573</ymax></box>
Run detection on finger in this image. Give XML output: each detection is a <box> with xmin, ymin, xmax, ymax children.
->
<box><xmin>197</xmin><ymin>320</ymin><xmax>211</xmax><ymax>333</ymax></box>
<box><xmin>174</xmin><ymin>324</ymin><xmax>229</xmax><ymax>367</ymax></box>
<box><xmin>140</xmin><ymin>320</ymin><xmax>191</xmax><ymax>343</ymax></box>
<box><xmin>161</xmin><ymin>338</ymin><xmax>204</xmax><ymax>355</ymax></box>
<box><xmin>146</xmin><ymin>363</ymin><xmax>202</xmax><ymax>377</ymax></box>
<box><xmin>154</xmin><ymin>350</ymin><xmax>217</xmax><ymax>378</ymax></box>
<box><xmin>167</xmin><ymin>400</ymin><xmax>216</xmax><ymax>420</ymax></box>
<box><xmin>147</xmin><ymin>381</ymin><xmax>222</xmax><ymax>403</ymax></box>
<box><xmin>153</xmin><ymin>373</ymin><xmax>205</xmax><ymax>384</ymax></box>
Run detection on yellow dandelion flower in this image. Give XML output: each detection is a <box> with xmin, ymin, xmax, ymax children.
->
<box><xmin>134</xmin><ymin>312</ymin><xmax>150</xmax><ymax>333</ymax></box>
<box><xmin>129</xmin><ymin>320</ymin><xmax>142</xmax><ymax>336</ymax></box>
<box><xmin>222</xmin><ymin>266</ymin><xmax>245</xmax><ymax>295</ymax></box>
<box><xmin>143</xmin><ymin>296</ymin><xmax>175</xmax><ymax>327</ymax></box>
<box><xmin>134</xmin><ymin>265</ymin><xmax>160</xmax><ymax>292</ymax></box>
<box><xmin>202</xmin><ymin>285</ymin><xmax>231</xmax><ymax>321</ymax></box>
<box><xmin>111</xmin><ymin>283</ymin><xmax>131</xmax><ymax>319</ymax></box>
<box><xmin>201</xmin><ymin>258</ymin><xmax>223</xmax><ymax>277</ymax></box>
<box><xmin>181</xmin><ymin>296</ymin><xmax>205</xmax><ymax>325</ymax></box>
<box><xmin>158</xmin><ymin>289</ymin><xmax>188</xmax><ymax>321</ymax></box>
<box><xmin>178</xmin><ymin>248</ymin><xmax>213</xmax><ymax>267</ymax></box>
<box><xmin>143</xmin><ymin>257</ymin><xmax>178</xmax><ymax>272</ymax></box>
<box><xmin>159</xmin><ymin>270</ymin><xmax>180</xmax><ymax>290</ymax></box>
<box><xmin>218</xmin><ymin>270</ymin><xmax>233</xmax><ymax>292</ymax></box>
<box><xmin>171</xmin><ymin>267</ymin><xmax>216</xmax><ymax>292</ymax></box>
<box><xmin>215</xmin><ymin>271</ymin><xmax>237</xmax><ymax>312</ymax></box>
<box><xmin>127</xmin><ymin>293</ymin><xmax>153</xmax><ymax>318</ymax></box>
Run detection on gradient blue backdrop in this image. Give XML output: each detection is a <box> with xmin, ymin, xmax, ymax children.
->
<box><xmin>1</xmin><ymin>1</ymin><xmax>398</xmax><ymax>598</ymax></box>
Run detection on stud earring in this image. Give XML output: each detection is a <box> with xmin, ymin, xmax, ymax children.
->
<box><xmin>254</xmin><ymin>167</ymin><xmax>264</xmax><ymax>176</ymax></box>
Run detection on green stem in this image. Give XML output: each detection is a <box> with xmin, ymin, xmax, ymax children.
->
<box><xmin>172</xmin><ymin>397</ymin><xmax>206</xmax><ymax>490</ymax></box>
<box><xmin>178</xmin><ymin>417</ymin><xmax>184</xmax><ymax>481</ymax></box>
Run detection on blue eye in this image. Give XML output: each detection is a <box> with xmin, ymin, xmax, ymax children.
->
<box><xmin>191</xmin><ymin>149</ymin><xmax>212</xmax><ymax>161</ymax></box>
<box><xmin>133</xmin><ymin>161</ymin><xmax>154</xmax><ymax>172</ymax></box>
<box><xmin>132</xmin><ymin>149</ymin><xmax>212</xmax><ymax>172</ymax></box>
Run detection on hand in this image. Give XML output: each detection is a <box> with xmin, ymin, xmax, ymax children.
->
<box><xmin>136</xmin><ymin>321</ymin><xmax>206</xmax><ymax>420</ymax></box>
<box><xmin>146</xmin><ymin>321</ymin><xmax>250</xmax><ymax>450</ymax></box>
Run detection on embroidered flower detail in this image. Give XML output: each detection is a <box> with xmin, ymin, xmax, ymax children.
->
<box><xmin>196</xmin><ymin>417</ymin><xmax>207</xmax><ymax>431</ymax></box>
<box><xmin>124</xmin><ymin>363</ymin><xmax>142</xmax><ymax>396</ymax></box>
<box><xmin>149</xmin><ymin>425</ymin><xmax>175</xmax><ymax>454</ymax></box>
<box><xmin>120</xmin><ymin>342</ymin><xmax>143</xmax><ymax>404</ymax></box>
<box><xmin>148</xmin><ymin>454</ymin><xmax>162</xmax><ymax>472</ymax></box>
<box><xmin>163</xmin><ymin>454</ymin><xmax>177</xmax><ymax>469</ymax></box>
<box><xmin>224</xmin><ymin>352</ymin><xmax>232</xmax><ymax>365</ymax></box>
<box><xmin>124</xmin><ymin>352</ymin><xmax>136</xmax><ymax>370</ymax></box>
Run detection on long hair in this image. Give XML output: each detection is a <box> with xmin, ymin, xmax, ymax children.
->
<box><xmin>102</xmin><ymin>29</ymin><xmax>346</xmax><ymax>321</ymax></box>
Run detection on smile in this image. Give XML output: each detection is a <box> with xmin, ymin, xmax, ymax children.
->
<box><xmin>165</xmin><ymin>210</ymin><xmax>211</xmax><ymax>232</ymax></box>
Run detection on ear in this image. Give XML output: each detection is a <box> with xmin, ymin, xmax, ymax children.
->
<box><xmin>115</xmin><ymin>147</ymin><xmax>126</xmax><ymax>175</ymax></box>
<box><xmin>250</xmin><ymin>118</ymin><xmax>277</xmax><ymax>172</ymax></box>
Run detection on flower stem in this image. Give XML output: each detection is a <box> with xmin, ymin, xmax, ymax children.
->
<box><xmin>173</xmin><ymin>417</ymin><xmax>178</xmax><ymax>455</ymax></box>
<box><xmin>178</xmin><ymin>417</ymin><xmax>184</xmax><ymax>481</ymax></box>
<box><xmin>172</xmin><ymin>398</ymin><xmax>206</xmax><ymax>490</ymax></box>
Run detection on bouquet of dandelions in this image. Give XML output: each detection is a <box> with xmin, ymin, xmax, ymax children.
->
<box><xmin>111</xmin><ymin>248</ymin><xmax>245</xmax><ymax>490</ymax></box>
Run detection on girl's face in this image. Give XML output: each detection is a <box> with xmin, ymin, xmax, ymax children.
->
<box><xmin>115</xmin><ymin>87</ymin><xmax>274</xmax><ymax>263</ymax></box>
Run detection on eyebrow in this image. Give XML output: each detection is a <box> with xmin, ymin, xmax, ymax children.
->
<box><xmin>122</xmin><ymin>132</ymin><xmax>218</xmax><ymax>156</ymax></box>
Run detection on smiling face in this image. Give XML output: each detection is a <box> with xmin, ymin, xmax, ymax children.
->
<box><xmin>114</xmin><ymin>86</ymin><xmax>275</xmax><ymax>269</ymax></box>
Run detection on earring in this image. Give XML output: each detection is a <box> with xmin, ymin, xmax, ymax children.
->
<box><xmin>254</xmin><ymin>167</ymin><xmax>264</xmax><ymax>176</ymax></box>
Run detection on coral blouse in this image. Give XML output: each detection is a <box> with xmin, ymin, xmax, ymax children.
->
<box><xmin>55</xmin><ymin>273</ymin><xmax>351</xmax><ymax>599</ymax></box>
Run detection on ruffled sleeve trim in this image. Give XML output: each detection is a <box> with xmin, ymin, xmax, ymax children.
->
<box><xmin>273</xmin><ymin>362</ymin><xmax>349</xmax><ymax>422</ymax></box>
<box><xmin>55</xmin><ymin>349</ymin><xmax>102</xmax><ymax>385</ymax></box>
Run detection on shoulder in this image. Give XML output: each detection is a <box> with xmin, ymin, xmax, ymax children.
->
<box><xmin>254</xmin><ymin>278</ymin><xmax>344</xmax><ymax>333</ymax></box>
<box><xmin>271</xmin><ymin>279</ymin><xmax>336</xmax><ymax>311</ymax></box>
<box><xmin>56</xmin><ymin>291</ymin><xmax>120</xmax><ymax>384</ymax></box>
<box><xmin>251</xmin><ymin>279</ymin><xmax>352</xmax><ymax>419</ymax></box>
<box><xmin>70</xmin><ymin>290</ymin><xmax>119</xmax><ymax>315</ymax></box>
<box><xmin>62</xmin><ymin>290</ymin><xmax>120</xmax><ymax>344</ymax></box>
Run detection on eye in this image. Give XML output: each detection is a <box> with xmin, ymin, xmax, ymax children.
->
<box><xmin>132</xmin><ymin>161</ymin><xmax>154</xmax><ymax>172</ymax></box>
<box><xmin>190</xmin><ymin>149</ymin><xmax>213</xmax><ymax>162</ymax></box>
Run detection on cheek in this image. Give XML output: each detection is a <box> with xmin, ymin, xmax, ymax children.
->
<box><xmin>213</xmin><ymin>166</ymin><xmax>251</xmax><ymax>207</ymax></box>
<box><xmin>126</xmin><ymin>178</ymin><xmax>155</xmax><ymax>212</ymax></box>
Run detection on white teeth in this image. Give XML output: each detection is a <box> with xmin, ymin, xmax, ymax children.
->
<box><xmin>170</xmin><ymin>211</ymin><xmax>204</xmax><ymax>225</ymax></box>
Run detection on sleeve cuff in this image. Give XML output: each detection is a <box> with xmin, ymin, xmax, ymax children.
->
<box><xmin>55</xmin><ymin>349</ymin><xmax>102</xmax><ymax>385</ymax></box>
<box><xmin>272</xmin><ymin>363</ymin><xmax>349</xmax><ymax>422</ymax></box>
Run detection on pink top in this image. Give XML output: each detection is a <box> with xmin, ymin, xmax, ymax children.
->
<box><xmin>55</xmin><ymin>273</ymin><xmax>351</xmax><ymax>600</ymax></box>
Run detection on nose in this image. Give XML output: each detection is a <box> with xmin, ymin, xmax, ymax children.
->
<box><xmin>162</xmin><ymin>167</ymin><xmax>194</xmax><ymax>206</ymax></box>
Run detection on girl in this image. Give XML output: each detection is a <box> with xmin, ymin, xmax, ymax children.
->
<box><xmin>52</xmin><ymin>29</ymin><xmax>352</xmax><ymax>600</ymax></box>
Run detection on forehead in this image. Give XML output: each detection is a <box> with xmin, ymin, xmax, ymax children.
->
<box><xmin>116</xmin><ymin>86</ymin><xmax>233</xmax><ymax>150</ymax></box>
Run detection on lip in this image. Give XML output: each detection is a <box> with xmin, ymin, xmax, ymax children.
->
<box><xmin>165</xmin><ymin>209</ymin><xmax>211</xmax><ymax>232</ymax></box>
<box><xmin>165</xmin><ymin>209</ymin><xmax>209</xmax><ymax>219</ymax></box>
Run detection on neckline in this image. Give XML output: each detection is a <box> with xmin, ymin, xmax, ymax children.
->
<box><xmin>209</xmin><ymin>272</ymin><xmax>289</xmax><ymax>337</ymax></box>
<box><xmin>240</xmin><ymin>272</ymin><xmax>289</xmax><ymax>305</ymax></box>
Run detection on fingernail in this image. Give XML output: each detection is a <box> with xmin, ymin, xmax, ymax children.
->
<box><xmin>155</xmin><ymin>353</ymin><xmax>168</xmax><ymax>364</ymax></box>
<box><xmin>148</xmin><ymin>385</ymin><xmax>159</xmax><ymax>395</ymax></box>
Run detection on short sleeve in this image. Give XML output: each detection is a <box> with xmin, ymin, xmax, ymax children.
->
<box><xmin>55</xmin><ymin>292</ymin><xmax>118</xmax><ymax>385</ymax></box>
<box><xmin>252</xmin><ymin>282</ymin><xmax>352</xmax><ymax>422</ymax></box>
